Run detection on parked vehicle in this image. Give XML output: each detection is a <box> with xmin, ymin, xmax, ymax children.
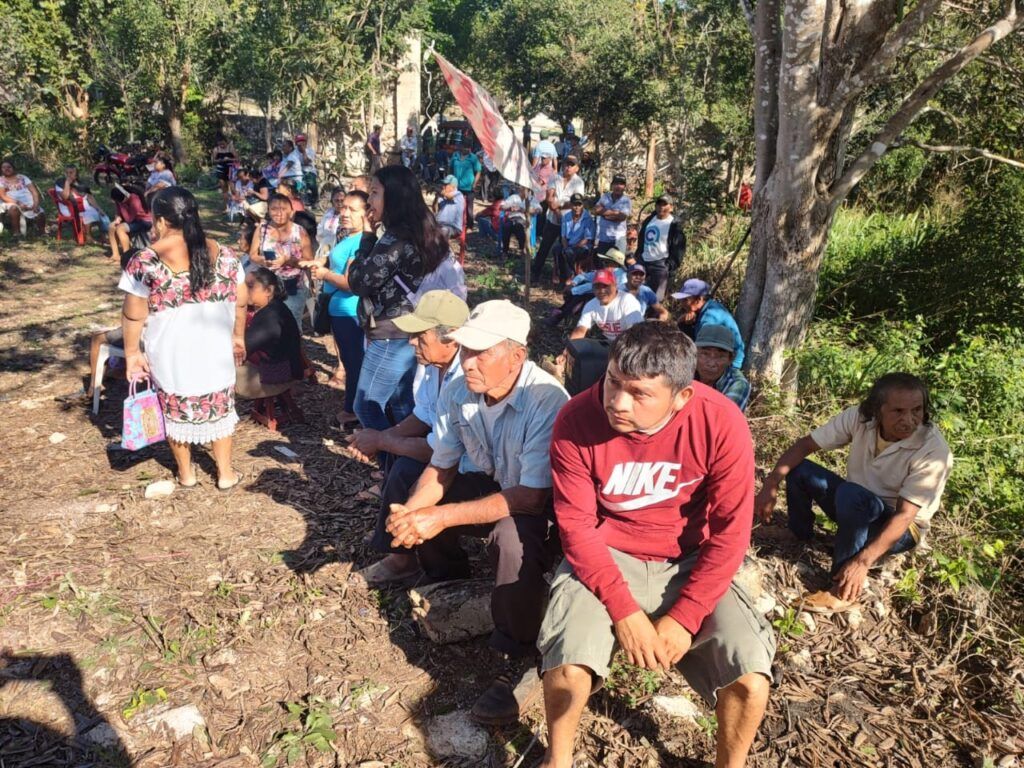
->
<box><xmin>92</xmin><ymin>145</ymin><xmax>151</xmax><ymax>185</ymax></box>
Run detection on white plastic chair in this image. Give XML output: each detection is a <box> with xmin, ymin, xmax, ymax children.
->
<box><xmin>92</xmin><ymin>343</ymin><xmax>126</xmax><ymax>414</ymax></box>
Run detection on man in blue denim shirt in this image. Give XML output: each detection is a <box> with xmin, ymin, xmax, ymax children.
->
<box><xmin>382</xmin><ymin>300</ymin><xmax>569</xmax><ymax>726</ymax></box>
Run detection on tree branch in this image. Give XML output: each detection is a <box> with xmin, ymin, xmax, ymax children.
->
<box><xmin>828</xmin><ymin>0</ymin><xmax>943</xmax><ymax>112</ymax></box>
<box><xmin>752</xmin><ymin>0</ymin><xmax>781</xmax><ymax>194</ymax></box>
<box><xmin>899</xmin><ymin>138</ymin><xmax>1024</xmax><ymax>169</ymax></box>
<box><xmin>829</xmin><ymin>3</ymin><xmax>1024</xmax><ymax>211</ymax></box>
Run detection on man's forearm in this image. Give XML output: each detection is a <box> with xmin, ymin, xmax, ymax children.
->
<box><xmin>861</xmin><ymin>508</ymin><xmax>917</xmax><ymax>564</ymax></box>
<box><xmin>766</xmin><ymin>437</ymin><xmax>818</xmax><ymax>488</ymax></box>
<box><xmin>378</xmin><ymin>432</ymin><xmax>432</xmax><ymax>464</ymax></box>
<box><xmin>405</xmin><ymin>465</ymin><xmax>455</xmax><ymax>510</ymax></box>
<box><xmin>439</xmin><ymin>485</ymin><xmax>549</xmax><ymax>528</ymax></box>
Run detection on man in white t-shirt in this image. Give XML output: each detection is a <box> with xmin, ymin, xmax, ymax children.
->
<box><xmin>399</xmin><ymin>127</ymin><xmax>418</xmax><ymax>168</ymax></box>
<box><xmin>569</xmin><ymin>268</ymin><xmax>644</xmax><ymax>343</ymax></box>
<box><xmin>533</xmin><ymin>155</ymin><xmax>586</xmax><ymax>281</ymax></box>
<box><xmin>592</xmin><ymin>175</ymin><xmax>632</xmax><ymax>254</ymax></box>
<box><xmin>280</xmin><ymin>139</ymin><xmax>304</xmax><ymax>182</ymax></box>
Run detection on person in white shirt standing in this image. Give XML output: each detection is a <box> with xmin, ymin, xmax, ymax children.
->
<box><xmin>279</xmin><ymin>139</ymin><xmax>304</xmax><ymax>187</ymax></box>
<box><xmin>592</xmin><ymin>175</ymin><xmax>632</xmax><ymax>255</ymax></box>
<box><xmin>635</xmin><ymin>194</ymin><xmax>686</xmax><ymax>301</ymax></box>
<box><xmin>569</xmin><ymin>268</ymin><xmax>644</xmax><ymax>343</ymax></box>
<box><xmin>500</xmin><ymin>186</ymin><xmax>541</xmax><ymax>256</ymax></box>
<box><xmin>533</xmin><ymin>155</ymin><xmax>586</xmax><ymax>282</ymax></box>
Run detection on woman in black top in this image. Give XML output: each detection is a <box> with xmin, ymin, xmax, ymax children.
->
<box><xmin>236</xmin><ymin>268</ymin><xmax>304</xmax><ymax>400</ymax></box>
<box><xmin>347</xmin><ymin>165</ymin><xmax>448</xmax><ymax>433</ymax></box>
<box><xmin>211</xmin><ymin>135</ymin><xmax>238</xmax><ymax>200</ymax></box>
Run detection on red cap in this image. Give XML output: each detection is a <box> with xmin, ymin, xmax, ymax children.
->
<box><xmin>592</xmin><ymin>268</ymin><xmax>616</xmax><ymax>286</ymax></box>
<box><xmin>295</xmin><ymin>134</ymin><xmax>307</xmax><ymax>142</ymax></box>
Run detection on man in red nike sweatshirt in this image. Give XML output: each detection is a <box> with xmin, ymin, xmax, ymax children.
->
<box><xmin>537</xmin><ymin>322</ymin><xmax>775</xmax><ymax>768</ymax></box>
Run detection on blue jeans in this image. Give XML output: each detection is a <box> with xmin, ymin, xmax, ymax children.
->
<box><xmin>354</xmin><ymin>338</ymin><xmax>417</xmax><ymax>461</ymax></box>
<box><xmin>785</xmin><ymin>460</ymin><xmax>917</xmax><ymax>574</ymax></box>
<box><xmin>330</xmin><ymin>315</ymin><xmax>364</xmax><ymax>414</ymax></box>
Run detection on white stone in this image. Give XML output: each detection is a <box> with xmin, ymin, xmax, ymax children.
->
<box><xmin>753</xmin><ymin>594</ymin><xmax>777</xmax><ymax>615</ymax></box>
<box><xmin>95</xmin><ymin>503</ymin><xmax>118</xmax><ymax>514</ymax></box>
<box><xmin>81</xmin><ymin>721</ymin><xmax>121</xmax><ymax>748</ymax></box>
<box><xmin>847</xmin><ymin>609</ymin><xmax>864</xmax><ymax>630</ymax></box>
<box><xmin>424</xmin><ymin>711</ymin><xmax>488</xmax><ymax>761</ymax></box>
<box><xmin>144</xmin><ymin>480</ymin><xmax>176</xmax><ymax>499</ymax></box>
<box><xmin>139</xmin><ymin>704</ymin><xmax>205</xmax><ymax>741</ymax></box>
<box><xmin>652</xmin><ymin>695</ymin><xmax>702</xmax><ymax>723</ymax></box>
<box><xmin>790</xmin><ymin>649</ymin><xmax>812</xmax><ymax>670</ymax></box>
<box><xmin>49</xmin><ymin>432</ymin><xmax>67</xmax><ymax>444</ymax></box>
<box><xmin>204</xmin><ymin>647</ymin><xmax>239</xmax><ymax>668</ymax></box>
<box><xmin>798</xmin><ymin>612</ymin><xmax>817</xmax><ymax>633</ymax></box>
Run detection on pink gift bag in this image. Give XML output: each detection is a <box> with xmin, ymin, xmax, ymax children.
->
<box><xmin>122</xmin><ymin>377</ymin><xmax>166</xmax><ymax>450</ymax></box>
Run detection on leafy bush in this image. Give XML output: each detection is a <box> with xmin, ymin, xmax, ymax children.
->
<box><xmin>819</xmin><ymin>169</ymin><xmax>1024</xmax><ymax>347</ymax></box>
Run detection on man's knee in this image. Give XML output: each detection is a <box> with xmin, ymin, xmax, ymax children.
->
<box><xmin>490</xmin><ymin>514</ymin><xmax>548</xmax><ymax>552</ymax></box>
<box><xmin>383</xmin><ymin>457</ymin><xmax>426</xmax><ymax>503</ymax></box>
<box><xmin>719</xmin><ymin>672</ymin><xmax>770</xmax><ymax>706</ymax></box>
<box><xmin>544</xmin><ymin>663</ymin><xmax>593</xmax><ymax>689</ymax></box>
<box><xmin>834</xmin><ymin>481</ymin><xmax>878</xmax><ymax>526</ymax></box>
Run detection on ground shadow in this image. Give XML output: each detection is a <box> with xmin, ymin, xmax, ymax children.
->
<box><xmin>0</xmin><ymin>651</ymin><xmax>131</xmax><ymax>767</ymax></box>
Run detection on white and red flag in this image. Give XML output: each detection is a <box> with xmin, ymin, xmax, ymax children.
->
<box><xmin>433</xmin><ymin>52</ymin><xmax>538</xmax><ymax>192</ymax></box>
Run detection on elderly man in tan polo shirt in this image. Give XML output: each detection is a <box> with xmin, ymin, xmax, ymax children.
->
<box><xmin>755</xmin><ymin>373</ymin><xmax>953</xmax><ymax>613</ymax></box>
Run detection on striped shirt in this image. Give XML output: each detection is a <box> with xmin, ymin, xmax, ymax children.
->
<box><xmin>713</xmin><ymin>367</ymin><xmax>752</xmax><ymax>413</ymax></box>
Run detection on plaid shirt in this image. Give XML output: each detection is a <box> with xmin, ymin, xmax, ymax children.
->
<box><xmin>715</xmin><ymin>367</ymin><xmax>751</xmax><ymax>412</ymax></box>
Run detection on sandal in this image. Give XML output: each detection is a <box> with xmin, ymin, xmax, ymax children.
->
<box><xmin>216</xmin><ymin>471</ymin><xmax>243</xmax><ymax>492</ymax></box>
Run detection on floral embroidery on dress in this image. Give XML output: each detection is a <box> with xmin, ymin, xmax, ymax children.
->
<box><xmin>0</xmin><ymin>174</ymin><xmax>30</xmax><ymax>193</ymax></box>
<box><xmin>158</xmin><ymin>386</ymin><xmax>235</xmax><ymax>425</ymax></box>
<box><xmin>125</xmin><ymin>247</ymin><xmax>240</xmax><ymax>313</ymax></box>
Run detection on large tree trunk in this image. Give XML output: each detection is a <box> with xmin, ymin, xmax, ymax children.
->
<box><xmin>736</xmin><ymin>0</ymin><xmax>1023</xmax><ymax>387</ymax></box>
<box><xmin>166</xmin><ymin>108</ymin><xmax>187</xmax><ymax>165</ymax></box>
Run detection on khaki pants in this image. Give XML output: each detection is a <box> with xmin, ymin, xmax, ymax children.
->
<box><xmin>538</xmin><ymin>548</ymin><xmax>776</xmax><ymax>705</ymax></box>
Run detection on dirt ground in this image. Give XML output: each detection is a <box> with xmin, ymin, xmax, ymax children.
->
<box><xmin>0</xmin><ymin>199</ymin><xmax>1021</xmax><ymax>768</ymax></box>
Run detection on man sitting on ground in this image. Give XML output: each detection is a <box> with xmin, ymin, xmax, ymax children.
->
<box><xmin>538</xmin><ymin>322</ymin><xmax>775</xmax><ymax>768</ymax></box>
<box><xmin>436</xmin><ymin>174</ymin><xmax>465</xmax><ymax>239</ymax></box>
<box><xmin>624</xmin><ymin>264</ymin><xmax>669</xmax><ymax>321</ymax></box>
<box><xmin>694</xmin><ymin>325</ymin><xmax>751</xmax><ymax>412</ymax></box>
<box><xmin>376</xmin><ymin>300</ymin><xmax>569</xmax><ymax>724</ymax></box>
<box><xmin>755</xmin><ymin>372</ymin><xmax>953</xmax><ymax>613</ymax></box>
<box><xmin>350</xmin><ymin>291</ymin><xmax>470</xmax><ymax>584</ymax></box>
<box><xmin>673</xmin><ymin>278</ymin><xmax>745</xmax><ymax>369</ymax></box>
<box><xmin>568</xmin><ymin>269</ymin><xmax>644</xmax><ymax>344</ymax></box>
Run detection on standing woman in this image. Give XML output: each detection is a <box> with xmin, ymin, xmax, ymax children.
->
<box><xmin>120</xmin><ymin>187</ymin><xmax>247</xmax><ymax>490</ymax></box>
<box><xmin>248</xmin><ymin>193</ymin><xmax>314</xmax><ymax>329</ymax></box>
<box><xmin>211</xmin><ymin>135</ymin><xmax>238</xmax><ymax>200</ymax></box>
<box><xmin>348</xmin><ymin>165</ymin><xmax>448</xmax><ymax>436</ymax></box>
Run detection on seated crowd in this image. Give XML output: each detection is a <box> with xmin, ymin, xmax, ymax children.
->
<box><xmin>80</xmin><ymin>143</ymin><xmax>954</xmax><ymax>766</ymax></box>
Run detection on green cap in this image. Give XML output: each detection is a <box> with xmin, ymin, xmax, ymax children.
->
<box><xmin>393</xmin><ymin>291</ymin><xmax>470</xmax><ymax>334</ymax></box>
<box><xmin>695</xmin><ymin>324</ymin><xmax>736</xmax><ymax>353</ymax></box>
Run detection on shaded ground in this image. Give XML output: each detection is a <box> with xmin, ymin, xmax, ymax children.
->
<box><xmin>0</xmin><ymin>196</ymin><xmax>1021</xmax><ymax>768</ymax></box>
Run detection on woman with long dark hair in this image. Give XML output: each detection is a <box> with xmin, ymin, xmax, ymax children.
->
<box><xmin>348</xmin><ymin>165</ymin><xmax>448</xmax><ymax>441</ymax></box>
<box><xmin>120</xmin><ymin>186</ymin><xmax>247</xmax><ymax>490</ymax></box>
<box><xmin>235</xmin><ymin>267</ymin><xmax>303</xmax><ymax>400</ymax></box>
<box><xmin>248</xmin><ymin>193</ymin><xmax>314</xmax><ymax>329</ymax></box>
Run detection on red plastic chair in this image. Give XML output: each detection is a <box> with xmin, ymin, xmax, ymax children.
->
<box><xmin>48</xmin><ymin>188</ymin><xmax>85</xmax><ymax>245</ymax></box>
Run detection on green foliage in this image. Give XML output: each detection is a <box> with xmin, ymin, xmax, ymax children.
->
<box><xmin>261</xmin><ymin>695</ymin><xmax>338</xmax><ymax>766</ymax></box>
<box><xmin>605</xmin><ymin>658</ymin><xmax>662</xmax><ymax>708</ymax></box>
<box><xmin>121</xmin><ymin>687</ymin><xmax>168</xmax><ymax>720</ymax></box>
<box><xmin>820</xmin><ymin>169</ymin><xmax>1024</xmax><ymax>346</ymax></box>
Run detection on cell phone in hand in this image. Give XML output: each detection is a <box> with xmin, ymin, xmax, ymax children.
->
<box><xmin>262</xmin><ymin>249</ymin><xmax>278</xmax><ymax>262</ymax></box>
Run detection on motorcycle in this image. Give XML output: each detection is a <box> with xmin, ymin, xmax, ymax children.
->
<box><xmin>92</xmin><ymin>145</ymin><xmax>150</xmax><ymax>185</ymax></box>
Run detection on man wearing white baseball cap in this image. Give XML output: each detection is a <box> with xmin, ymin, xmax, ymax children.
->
<box><xmin>383</xmin><ymin>299</ymin><xmax>569</xmax><ymax>725</ymax></box>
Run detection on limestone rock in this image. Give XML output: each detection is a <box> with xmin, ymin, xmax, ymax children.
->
<box><xmin>753</xmin><ymin>594</ymin><xmax>777</xmax><ymax>616</ymax></box>
<box><xmin>798</xmin><ymin>612</ymin><xmax>817</xmax><ymax>633</ymax></box>
<box><xmin>424</xmin><ymin>711</ymin><xmax>488</xmax><ymax>761</ymax></box>
<box><xmin>144</xmin><ymin>480</ymin><xmax>176</xmax><ymax>499</ymax></box>
<box><xmin>651</xmin><ymin>695</ymin><xmax>702</xmax><ymax>723</ymax></box>
<box><xmin>204</xmin><ymin>647</ymin><xmax>239</xmax><ymax>669</ymax></box>
<box><xmin>138</xmin><ymin>704</ymin><xmax>205</xmax><ymax>741</ymax></box>
<box><xmin>409</xmin><ymin>579</ymin><xmax>494</xmax><ymax>644</ymax></box>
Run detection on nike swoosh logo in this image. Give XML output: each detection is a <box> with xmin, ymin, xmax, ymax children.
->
<box><xmin>602</xmin><ymin>476</ymin><xmax>705</xmax><ymax>512</ymax></box>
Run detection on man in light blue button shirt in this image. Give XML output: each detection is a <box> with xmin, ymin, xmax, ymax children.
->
<box><xmin>382</xmin><ymin>299</ymin><xmax>569</xmax><ymax>726</ymax></box>
<box><xmin>349</xmin><ymin>291</ymin><xmax>470</xmax><ymax>583</ymax></box>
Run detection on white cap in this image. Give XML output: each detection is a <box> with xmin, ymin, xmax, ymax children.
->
<box><xmin>448</xmin><ymin>300</ymin><xmax>531</xmax><ymax>350</ymax></box>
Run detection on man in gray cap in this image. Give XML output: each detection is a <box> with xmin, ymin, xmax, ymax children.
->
<box><xmin>435</xmin><ymin>174</ymin><xmax>465</xmax><ymax>238</ymax></box>
<box><xmin>382</xmin><ymin>300</ymin><xmax>570</xmax><ymax>725</ymax></box>
<box><xmin>695</xmin><ymin>324</ymin><xmax>751</xmax><ymax>412</ymax></box>
<box><xmin>349</xmin><ymin>291</ymin><xmax>471</xmax><ymax>585</ymax></box>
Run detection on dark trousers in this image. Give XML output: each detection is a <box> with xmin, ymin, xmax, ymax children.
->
<box><xmin>531</xmin><ymin>220</ymin><xmax>562</xmax><ymax>279</ymax></box>
<box><xmin>371</xmin><ymin>455</ymin><xmax>428</xmax><ymax>554</ymax></box>
<box><xmin>460</xmin><ymin>190</ymin><xmax>475</xmax><ymax>229</ymax></box>
<box><xmin>786</xmin><ymin>460</ymin><xmax>917</xmax><ymax>574</ymax></box>
<box><xmin>502</xmin><ymin>220</ymin><xmax>528</xmax><ymax>252</ymax></box>
<box><xmin>330</xmin><ymin>315</ymin><xmax>364</xmax><ymax>414</ymax></box>
<box><xmin>415</xmin><ymin>472</ymin><xmax>560</xmax><ymax>657</ymax></box>
<box><xmin>644</xmin><ymin>260</ymin><xmax>670</xmax><ymax>301</ymax></box>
